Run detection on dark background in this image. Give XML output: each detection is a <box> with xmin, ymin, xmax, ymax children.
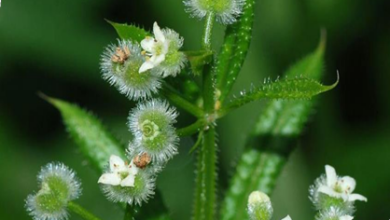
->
<box><xmin>0</xmin><ymin>0</ymin><xmax>389</xmax><ymax>219</ymax></box>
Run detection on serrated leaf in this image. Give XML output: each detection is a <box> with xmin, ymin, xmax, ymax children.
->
<box><xmin>47</xmin><ymin>96</ymin><xmax>124</xmax><ymax>171</ymax></box>
<box><xmin>220</xmin><ymin>35</ymin><xmax>330</xmax><ymax>220</ymax></box>
<box><xmin>223</xmin><ymin>74</ymin><xmax>338</xmax><ymax>113</ymax></box>
<box><xmin>184</xmin><ymin>50</ymin><xmax>213</xmax><ymax>75</ymax></box>
<box><xmin>252</xmin><ymin>32</ymin><xmax>327</xmax><ymax>137</ymax></box>
<box><xmin>215</xmin><ymin>0</ymin><xmax>255</xmax><ymax>103</ymax></box>
<box><xmin>106</xmin><ymin>19</ymin><xmax>150</xmax><ymax>42</ymax></box>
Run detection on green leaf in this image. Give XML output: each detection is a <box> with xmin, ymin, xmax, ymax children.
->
<box><xmin>220</xmin><ymin>150</ymin><xmax>285</xmax><ymax>220</ymax></box>
<box><xmin>106</xmin><ymin>19</ymin><xmax>150</xmax><ymax>42</ymax></box>
<box><xmin>252</xmin><ymin>32</ymin><xmax>327</xmax><ymax>137</ymax></box>
<box><xmin>221</xmin><ymin>74</ymin><xmax>338</xmax><ymax>115</ymax></box>
<box><xmin>216</xmin><ymin>0</ymin><xmax>256</xmax><ymax>103</ymax></box>
<box><xmin>184</xmin><ymin>50</ymin><xmax>213</xmax><ymax>75</ymax></box>
<box><xmin>46</xmin><ymin>96</ymin><xmax>124</xmax><ymax>171</ymax></box>
<box><xmin>220</xmin><ymin>34</ymin><xmax>330</xmax><ymax>220</ymax></box>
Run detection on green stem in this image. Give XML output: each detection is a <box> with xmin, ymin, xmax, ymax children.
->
<box><xmin>177</xmin><ymin>119</ymin><xmax>205</xmax><ymax>137</ymax></box>
<box><xmin>123</xmin><ymin>204</ymin><xmax>136</xmax><ymax>220</ymax></box>
<box><xmin>202</xmin><ymin>13</ymin><xmax>215</xmax><ymax>50</ymax></box>
<box><xmin>161</xmin><ymin>83</ymin><xmax>204</xmax><ymax>118</ymax></box>
<box><xmin>68</xmin><ymin>202</ymin><xmax>103</xmax><ymax>220</ymax></box>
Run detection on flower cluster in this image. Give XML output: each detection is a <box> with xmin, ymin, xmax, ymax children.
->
<box><xmin>184</xmin><ymin>0</ymin><xmax>245</xmax><ymax>24</ymax></box>
<box><xmin>247</xmin><ymin>165</ymin><xmax>366</xmax><ymax>220</ymax></box>
<box><xmin>309</xmin><ymin>165</ymin><xmax>367</xmax><ymax>220</ymax></box>
<box><xmin>98</xmin><ymin>100</ymin><xmax>178</xmax><ymax>205</ymax></box>
<box><xmin>99</xmin><ymin>21</ymin><xmax>182</xmax><ymax>207</ymax></box>
<box><xmin>25</xmin><ymin>163</ymin><xmax>82</xmax><ymax>220</ymax></box>
<box><xmin>100</xmin><ymin>22</ymin><xmax>186</xmax><ymax>100</ymax></box>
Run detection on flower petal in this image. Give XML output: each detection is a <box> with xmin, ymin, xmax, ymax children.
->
<box><xmin>339</xmin><ymin>215</ymin><xmax>354</xmax><ymax>220</ymax></box>
<box><xmin>318</xmin><ymin>185</ymin><xmax>341</xmax><ymax>198</ymax></box>
<box><xmin>110</xmin><ymin>155</ymin><xmax>125</xmax><ymax>172</ymax></box>
<box><xmin>150</xmin><ymin>54</ymin><xmax>166</xmax><ymax>66</ymax></box>
<box><xmin>121</xmin><ymin>175</ymin><xmax>136</xmax><ymax>187</ymax></box>
<box><xmin>153</xmin><ymin>22</ymin><xmax>165</xmax><ymax>42</ymax></box>
<box><xmin>141</xmin><ymin>37</ymin><xmax>155</xmax><ymax>52</ymax></box>
<box><xmin>129</xmin><ymin>162</ymin><xmax>139</xmax><ymax>175</ymax></box>
<box><xmin>340</xmin><ymin>176</ymin><xmax>356</xmax><ymax>193</ymax></box>
<box><xmin>348</xmin><ymin>193</ymin><xmax>367</xmax><ymax>202</ymax></box>
<box><xmin>98</xmin><ymin>173</ymin><xmax>121</xmax><ymax>185</ymax></box>
<box><xmin>325</xmin><ymin>165</ymin><xmax>337</xmax><ymax>187</ymax></box>
<box><xmin>139</xmin><ymin>61</ymin><xmax>155</xmax><ymax>73</ymax></box>
<box><xmin>281</xmin><ymin>215</ymin><xmax>292</xmax><ymax>220</ymax></box>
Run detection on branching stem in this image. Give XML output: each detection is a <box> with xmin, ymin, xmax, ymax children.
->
<box><xmin>68</xmin><ymin>202</ymin><xmax>103</xmax><ymax>220</ymax></box>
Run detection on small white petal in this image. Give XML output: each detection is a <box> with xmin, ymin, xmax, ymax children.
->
<box><xmin>340</xmin><ymin>176</ymin><xmax>356</xmax><ymax>193</ymax></box>
<box><xmin>281</xmin><ymin>215</ymin><xmax>292</xmax><ymax>220</ymax></box>
<box><xmin>325</xmin><ymin>165</ymin><xmax>337</xmax><ymax>187</ymax></box>
<box><xmin>121</xmin><ymin>175</ymin><xmax>135</xmax><ymax>187</ymax></box>
<box><xmin>98</xmin><ymin>173</ymin><xmax>121</xmax><ymax>185</ymax></box>
<box><xmin>141</xmin><ymin>37</ymin><xmax>155</xmax><ymax>52</ymax></box>
<box><xmin>139</xmin><ymin>61</ymin><xmax>155</xmax><ymax>73</ymax></box>
<box><xmin>318</xmin><ymin>186</ymin><xmax>341</xmax><ymax>198</ymax></box>
<box><xmin>110</xmin><ymin>155</ymin><xmax>125</xmax><ymax>172</ymax></box>
<box><xmin>151</xmin><ymin>54</ymin><xmax>166</xmax><ymax>66</ymax></box>
<box><xmin>129</xmin><ymin>162</ymin><xmax>139</xmax><ymax>175</ymax></box>
<box><xmin>339</xmin><ymin>215</ymin><xmax>354</xmax><ymax>220</ymax></box>
<box><xmin>153</xmin><ymin>22</ymin><xmax>165</xmax><ymax>42</ymax></box>
<box><xmin>348</xmin><ymin>193</ymin><xmax>367</xmax><ymax>202</ymax></box>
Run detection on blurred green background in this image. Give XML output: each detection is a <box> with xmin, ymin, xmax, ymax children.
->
<box><xmin>0</xmin><ymin>0</ymin><xmax>389</xmax><ymax>219</ymax></box>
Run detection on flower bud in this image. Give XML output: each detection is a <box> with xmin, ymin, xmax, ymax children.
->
<box><xmin>100</xmin><ymin>39</ymin><xmax>162</xmax><ymax>100</ymax></box>
<box><xmin>247</xmin><ymin>191</ymin><xmax>273</xmax><ymax>220</ymax></box>
<box><xmin>184</xmin><ymin>0</ymin><xmax>245</xmax><ymax>24</ymax></box>
<box><xmin>25</xmin><ymin>163</ymin><xmax>82</xmax><ymax>220</ymax></box>
<box><xmin>128</xmin><ymin>99</ymin><xmax>179</xmax><ymax>163</ymax></box>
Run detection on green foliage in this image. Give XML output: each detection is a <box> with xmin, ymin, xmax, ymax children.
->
<box><xmin>221</xmin><ymin>150</ymin><xmax>285</xmax><ymax>220</ymax></box>
<box><xmin>106</xmin><ymin>20</ymin><xmax>150</xmax><ymax>42</ymax></box>
<box><xmin>47</xmin><ymin>96</ymin><xmax>124</xmax><ymax>172</ymax></box>
<box><xmin>252</xmin><ymin>34</ymin><xmax>326</xmax><ymax>137</ymax></box>
<box><xmin>184</xmin><ymin>50</ymin><xmax>213</xmax><ymax>75</ymax></box>
<box><xmin>216</xmin><ymin>0</ymin><xmax>256</xmax><ymax>103</ymax></box>
<box><xmin>222</xmin><ymin>75</ymin><xmax>338</xmax><ymax>115</ymax></box>
<box><xmin>220</xmin><ymin>36</ymin><xmax>329</xmax><ymax>220</ymax></box>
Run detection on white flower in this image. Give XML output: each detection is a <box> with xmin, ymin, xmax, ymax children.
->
<box><xmin>139</xmin><ymin>22</ymin><xmax>169</xmax><ymax>73</ymax></box>
<box><xmin>339</xmin><ymin>216</ymin><xmax>353</xmax><ymax>220</ymax></box>
<box><xmin>281</xmin><ymin>215</ymin><xmax>292</xmax><ymax>220</ymax></box>
<box><xmin>98</xmin><ymin>155</ymin><xmax>139</xmax><ymax>187</ymax></box>
<box><xmin>317</xmin><ymin>165</ymin><xmax>367</xmax><ymax>202</ymax></box>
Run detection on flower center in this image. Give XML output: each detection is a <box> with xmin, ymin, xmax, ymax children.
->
<box><xmin>119</xmin><ymin>171</ymin><xmax>129</xmax><ymax>180</ymax></box>
<box><xmin>140</xmin><ymin>120</ymin><xmax>160</xmax><ymax>140</ymax></box>
<box><xmin>153</xmin><ymin>41</ymin><xmax>166</xmax><ymax>56</ymax></box>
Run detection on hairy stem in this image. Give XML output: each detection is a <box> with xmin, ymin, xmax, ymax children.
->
<box><xmin>68</xmin><ymin>202</ymin><xmax>103</xmax><ymax>220</ymax></box>
<box><xmin>177</xmin><ymin>119</ymin><xmax>206</xmax><ymax>137</ymax></box>
<box><xmin>202</xmin><ymin>13</ymin><xmax>215</xmax><ymax>50</ymax></box>
<box><xmin>161</xmin><ymin>83</ymin><xmax>204</xmax><ymax>118</ymax></box>
<box><xmin>123</xmin><ymin>204</ymin><xmax>136</xmax><ymax>220</ymax></box>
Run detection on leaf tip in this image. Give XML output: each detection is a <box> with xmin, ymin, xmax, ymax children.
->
<box><xmin>318</xmin><ymin>28</ymin><xmax>327</xmax><ymax>52</ymax></box>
